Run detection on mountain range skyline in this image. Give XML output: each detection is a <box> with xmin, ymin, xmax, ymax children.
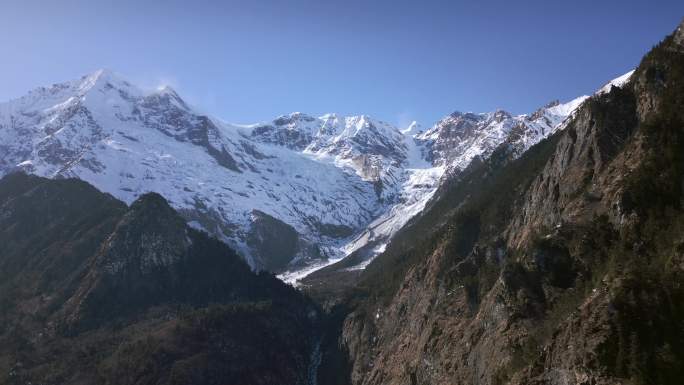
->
<box><xmin>0</xmin><ymin>66</ymin><xmax>630</xmax><ymax>282</ymax></box>
<box><xmin>1</xmin><ymin>10</ymin><xmax>684</xmax><ymax>385</ymax></box>
<box><xmin>1</xmin><ymin>0</ymin><xmax>683</xmax><ymax>127</ymax></box>
<box><xmin>0</xmin><ymin>66</ymin><xmax>625</xmax><ymax>130</ymax></box>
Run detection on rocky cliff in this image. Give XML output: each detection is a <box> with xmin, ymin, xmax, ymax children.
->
<box><xmin>334</xmin><ymin>19</ymin><xmax>684</xmax><ymax>385</ymax></box>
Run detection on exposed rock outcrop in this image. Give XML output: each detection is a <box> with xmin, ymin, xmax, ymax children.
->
<box><xmin>334</xmin><ymin>21</ymin><xmax>684</xmax><ymax>385</ymax></box>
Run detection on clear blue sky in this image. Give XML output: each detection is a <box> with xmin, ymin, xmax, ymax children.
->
<box><xmin>1</xmin><ymin>0</ymin><xmax>683</xmax><ymax>127</ymax></box>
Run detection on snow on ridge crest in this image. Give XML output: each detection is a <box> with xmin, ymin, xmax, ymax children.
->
<box><xmin>0</xmin><ymin>69</ymin><xmax>591</xmax><ymax>283</ymax></box>
<box><xmin>597</xmin><ymin>70</ymin><xmax>635</xmax><ymax>95</ymax></box>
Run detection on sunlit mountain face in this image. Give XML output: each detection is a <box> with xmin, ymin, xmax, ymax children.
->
<box><xmin>0</xmin><ymin>68</ymin><xmax>594</xmax><ymax>280</ymax></box>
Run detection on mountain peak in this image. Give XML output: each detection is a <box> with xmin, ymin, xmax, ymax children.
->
<box><xmin>82</xmin><ymin>68</ymin><xmax>127</xmax><ymax>87</ymax></box>
<box><xmin>675</xmin><ymin>17</ymin><xmax>684</xmax><ymax>47</ymax></box>
<box><xmin>319</xmin><ymin>112</ymin><xmax>344</xmax><ymax>123</ymax></box>
<box><xmin>100</xmin><ymin>191</ymin><xmax>190</xmax><ymax>276</ymax></box>
<box><xmin>444</xmin><ymin>111</ymin><xmax>483</xmax><ymax>122</ymax></box>
<box><xmin>90</xmin><ymin>67</ymin><xmax>115</xmax><ymax>79</ymax></box>
<box><xmin>596</xmin><ymin>70</ymin><xmax>635</xmax><ymax>95</ymax></box>
<box><xmin>74</xmin><ymin>68</ymin><xmax>142</xmax><ymax>101</ymax></box>
<box><xmin>492</xmin><ymin>109</ymin><xmax>512</xmax><ymax>122</ymax></box>
<box><xmin>156</xmin><ymin>84</ymin><xmax>178</xmax><ymax>95</ymax></box>
<box><xmin>130</xmin><ymin>191</ymin><xmax>175</xmax><ymax>211</ymax></box>
<box><xmin>543</xmin><ymin>100</ymin><xmax>561</xmax><ymax>109</ymax></box>
<box><xmin>273</xmin><ymin>112</ymin><xmax>316</xmax><ymax>126</ymax></box>
<box><xmin>147</xmin><ymin>84</ymin><xmax>189</xmax><ymax>110</ymax></box>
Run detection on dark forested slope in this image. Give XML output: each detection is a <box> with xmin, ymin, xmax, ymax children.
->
<box><xmin>0</xmin><ymin>173</ymin><xmax>319</xmax><ymax>385</ymax></box>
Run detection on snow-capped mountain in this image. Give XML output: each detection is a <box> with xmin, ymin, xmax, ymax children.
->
<box><xmin>249</xmin><ymin>112</ymin><xmax>408</xmax><ymax>203</ymax></box>
<box><xmin>415</xmin><ymin>98</ymin><xmax>589</xmax><ymax>173</ymax></box>
<box><xmin>0</xmin><ymin>70</ymin><xmax>385</xmax><ymax>272</ymax></box>
<box><xmin>337</xmin><ymin>96</ymin><xmax>591</xmax><ymax>268</ymax></box>
<box><xmin>0</xmin><ymin>69</ymin><xmax>629</xmax><ymax>282</ymax></box>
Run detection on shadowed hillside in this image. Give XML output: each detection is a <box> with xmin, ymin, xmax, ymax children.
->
<box><xmin>0</xmin><ymin>173</ymin><xmax>320</xmax><ymax>385</ymax></box>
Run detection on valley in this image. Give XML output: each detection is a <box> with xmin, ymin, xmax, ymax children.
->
<box><xmin>1</xmin><ymin>12</ymin><xmax>683</xmax><ymax>385</ymax></box>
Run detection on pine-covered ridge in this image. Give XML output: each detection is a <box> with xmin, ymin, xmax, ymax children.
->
<box><xmin>0</xmin><ymin>172</ymin><xmax>319</xmax><ymax>385</ymax></box>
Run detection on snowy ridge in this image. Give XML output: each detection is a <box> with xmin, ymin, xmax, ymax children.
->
<box><xmin>335</xmin><ymin>70</ymin><xmax>634</xmax><ymax>271</ymax></box>
<box><xmin>0</xmin><ymin>69</ymin><xmax>632</xmax><ymax>283</ymax></box>
<box><xmin>0</xmin><ymin>70</ymin><xmax>385</xmax><ymax>271</ymax></box>
<box><xmin>597</xmin><ymin>70</ymin><xmax>635</xmax><ymax>95</ymax></box>
<box><xmin>337</xmin><ymin>97</ymin><xmax>589</xmax><ymax>269</ymax></box>
<box><xmin>249</xmin><ymin>112</ymin><xmax>408</xmax><ymax>203</ymax></box>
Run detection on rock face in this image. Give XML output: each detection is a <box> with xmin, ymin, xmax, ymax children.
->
<box><xmin>0</xmin><ymin>70</ymin><xmax>584</xmax><ymax>277</ymax></box>
<box><xmin>332</xmin><ymin>98</ymin><xmax>589</xmax><ymax>270</ymax></box>
<box><xmin>334</xmin><ymin>22</ymin><xmax>684</xmax><ymax>385</ymax></box>
<box><xmin>416</xmin><ymin>98</ymin><xmax>587</xmax><ymax>172</ymax></box>
<box><xmin>0</xmin><ymin>173</ymin><xmax>319</xmax><ymax>385</ymax></box>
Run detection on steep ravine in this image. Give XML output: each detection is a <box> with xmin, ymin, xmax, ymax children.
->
<box><xmin>321</xmin><ymin>19</ymin><xmax>684</xmax><ymax>385</ymax></box>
